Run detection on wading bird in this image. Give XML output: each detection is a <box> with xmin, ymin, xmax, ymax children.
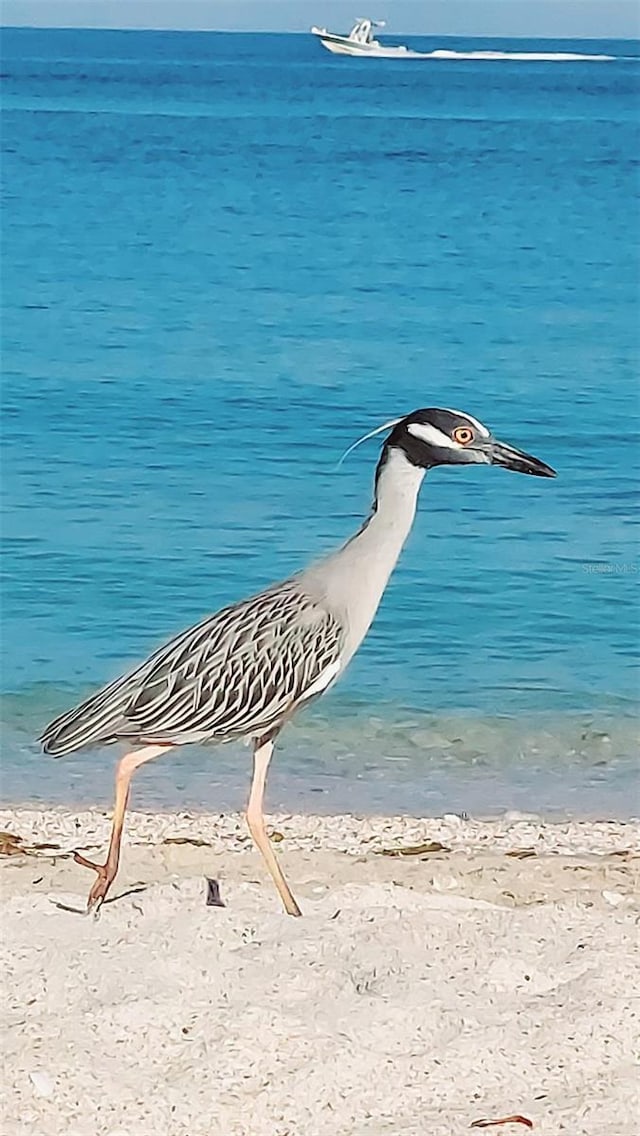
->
<box><xmin>41</xmin><ymin>408</ymin><xmax>555</xmax><ymax>916</ymax></box>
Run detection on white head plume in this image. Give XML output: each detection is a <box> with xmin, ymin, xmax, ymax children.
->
<box><xmin>336</xmin><ymin>417</ymin><xmax>403</xmax><ymax>469</ymax></box>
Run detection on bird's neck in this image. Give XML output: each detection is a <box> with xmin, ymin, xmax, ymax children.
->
<box><xmin>301</xmin><ymin>446</ymin><xmax>425</xmax><ymax>659</ymax></box>
<box><xmin>359</xmin><ymin>444</ymin><xmax>426</xmax><ymax>557</ymax></box>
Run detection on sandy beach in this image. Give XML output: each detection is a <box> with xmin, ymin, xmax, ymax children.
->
<box><xmin>0</xmin><ymin>807</ymin><xmax>638</xmax><ymax>1136</ymax></box>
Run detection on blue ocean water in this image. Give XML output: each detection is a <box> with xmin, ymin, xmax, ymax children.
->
<box><xmin>1</xmin><ymin>28</ymin><xmax>639</xmax><ymax>817</ymax></box>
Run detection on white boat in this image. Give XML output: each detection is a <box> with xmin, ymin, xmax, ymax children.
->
<box><xmin>310</xmin><ymin>17</ymin><xmax>415</xmax><ymax>58</ymax></box>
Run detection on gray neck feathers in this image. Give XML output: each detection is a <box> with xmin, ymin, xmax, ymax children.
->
<box><xmin>300</xmin><ymin>447</ymin><xmax>426</xmax><ymax>662</ymax></box>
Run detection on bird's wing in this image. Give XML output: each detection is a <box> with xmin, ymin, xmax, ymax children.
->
<box><xmin>120</xmin><ymin>582</ymin><xmax>343</xmax><ymax>743</ymax></box>
<box><xmin>41</xmin><ymin>582</ymin><xmax>343</xmax><ymax>754</ymax></box>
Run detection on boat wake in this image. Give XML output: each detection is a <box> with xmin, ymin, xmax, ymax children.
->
<box><xmin>337</xmin><ymin>47</ymin><xmax>619</xmax><ymax>62</ymax></box>
<box><xmin>419</xmin><ymin>48</ymin><xmax>616</xmax><ymax>61</ymax></box>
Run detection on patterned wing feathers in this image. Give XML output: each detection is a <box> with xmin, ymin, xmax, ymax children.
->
<box><xmin>40</xmin><ymin>584</ymin><xmax>343</xmax><ymax>754</ymax></box>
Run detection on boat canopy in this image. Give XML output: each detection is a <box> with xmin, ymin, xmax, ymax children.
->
<box><xmin>348</xmin><ymin>18</ymin><xmax>385</xmax><ymax>44</ymax></box>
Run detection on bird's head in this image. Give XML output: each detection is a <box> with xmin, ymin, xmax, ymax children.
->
<box><xmin>344</xmin><ymin>408</ymin><xmax>556</xmax><ymax>479</ymax></box>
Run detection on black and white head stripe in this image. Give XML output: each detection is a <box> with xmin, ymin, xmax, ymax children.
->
<box><xmin>406</xmin><ymin>408</ymin><xmax>491</xmax><ymax>449</ymax></box>
<box><xmin>407</xmin><ymin>421</ymin><xmax>466</xmax><ymax>451</ymax></box>
<box><xmin>384</xmin><ymin>408</ymin><xmax>494</xmax><ymax>468</ymax></box>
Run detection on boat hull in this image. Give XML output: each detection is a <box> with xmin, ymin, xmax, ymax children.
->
<box><xmin>311</xmin><ymin>28</ymin><xmax>412</xmax><ymax>57</ymax></box>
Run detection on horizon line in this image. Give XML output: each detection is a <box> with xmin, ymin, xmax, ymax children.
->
<box><xmin>3</xmin><ymin>24</ymin><xmax>639</xmax><ymax>41</ymax></box>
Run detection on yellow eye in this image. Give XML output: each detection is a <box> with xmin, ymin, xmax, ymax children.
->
<box><xmin>453</xmin><ymin>426</ymin><xmax>474</xmax><ymax>445</ymax></box>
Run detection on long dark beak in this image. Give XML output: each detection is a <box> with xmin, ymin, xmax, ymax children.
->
<box><xmin>488</xmin><ymin>439</ymin><xmax>556</xmax><ymax>478</ymax></box>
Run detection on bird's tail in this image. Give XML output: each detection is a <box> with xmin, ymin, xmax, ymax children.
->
<box><xmin>39</xmin><ymin>664</ymin><xmax>149</xmax><ymax>756</ymax></box>
<box><xmin>40</xmin><ymin>613</ymin><xmax>213</xmax><ymax>756</ymax></box>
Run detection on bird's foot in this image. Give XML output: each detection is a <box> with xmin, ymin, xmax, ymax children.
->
<box><xmin>73</xmin><ymin>852</ymin><xmax>113</xmax><ymax>915</ymax></box>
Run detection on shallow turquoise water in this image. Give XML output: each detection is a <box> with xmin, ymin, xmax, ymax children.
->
<box><xmin>1</xmin><ymin>29</ymin><xmax>639</xmax><ymax>815</ymax></box>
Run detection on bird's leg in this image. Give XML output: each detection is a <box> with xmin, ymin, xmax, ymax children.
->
<box><xmin>74</xmin><ymin>743</ymin><xmax>170</xmax><ymax>914</ymax></box>
<box><xmin>246</xmin><ymin>737</ymin><xmax>302</xmax><ymax>917</ymax></box>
